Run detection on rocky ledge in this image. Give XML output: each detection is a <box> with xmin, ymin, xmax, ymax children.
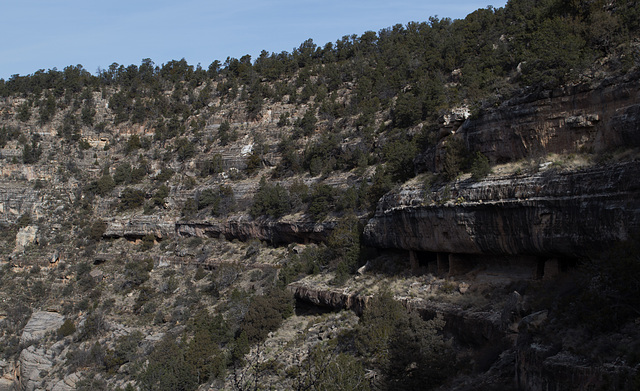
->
<box><xmin>289</xmin><ymin>279</ymin><xmax>503</xmax><ymax>346</ymax></box>
<box><xmin>104</xmin><ymin>216</ymin><xmax>177</xmax><ymax>240</ymax></box>
<box><xmin>176</xmin><ymin>215</ymin><xmax>338</xmax><ymax>244</ymax></box>
<box><xmin>103</xmin><ymin>214</ymin><xmax>339</xmax><ymax>245</ymax></box>
<box><xmin>364</xmin><ymin>161</ymin><xmax>640</xmax><ymax>259</ymax></box>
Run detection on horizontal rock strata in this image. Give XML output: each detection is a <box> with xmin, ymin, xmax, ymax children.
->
<box><xmin>364</xmin><ymin>162</ymin><xmax>640</xmax><ymax>257</ymax></box>
<box><xmin>417</xmin><ymin>72</ymin><xmax>640</xmax><ymax>172</ymax></box>
<box><xmin>177</xmin><ymin>215</ymin><xmax>338</xmax><ymax>244</ymax></box>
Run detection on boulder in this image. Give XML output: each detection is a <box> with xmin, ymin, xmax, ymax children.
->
<box><xmin>14</xmin><ymin>225</ymin><xmax>38</xmax><ymax>252</ymax></box>
<box><xmin>518</xmin><ymin>310</ymin><xmax>548</xmax><ymax>333</ymax></box>
<box><xmin>18</xmin><ymin>346</ymin><xmax>54</xmax><ymax>391</ymax></box>
<box><xmin>50</xmin><ymin>250</ymin><xmax>60</xmax><ymax>264</ymax></box>
<box><xmin>0</xmin><ymin>358</ymin><xmax>15</xmax><ymax>391</ymax></box>
<box><xmin>51</xmin><ymin>372</ymin><xmax>81</xmax><ymax>391</ymax></box>
<box><xmin>0</xmin><ymin>379</ymin><xmax>13</xmax><ymax>391</ymax></box>
<box><xmin>20</xmin><ymin>311</ymin><xmax>65</xmax><ymax>344</ymax></box>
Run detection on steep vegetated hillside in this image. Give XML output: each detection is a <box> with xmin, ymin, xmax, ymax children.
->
<box><xmin>1</xmin><ymin>0</ymin><xmax>639</xmax><ymax>390</ymax></box>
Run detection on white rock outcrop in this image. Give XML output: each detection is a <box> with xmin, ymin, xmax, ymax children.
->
<box><xmin>20</xmin><ymin>311</ymin><xmax>65</xmax><ymax>344</ymax></box>
<box><xmin>18</xmin><ymin>346</ymin><xmax>54</xmax><ymax>391</ymax></box>
<box><xmin>14</xmin><ymin>225</ymin><xmax>38</xmax><ymax>252</ymax></box>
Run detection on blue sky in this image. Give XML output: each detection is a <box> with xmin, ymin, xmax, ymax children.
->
<box><xmin>1</xmin><ymin>0</ymin><xmax>506</xmax><ymax>79</ymax></box>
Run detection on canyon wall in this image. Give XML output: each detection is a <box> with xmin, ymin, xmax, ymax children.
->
<box><xmin>364</xmin><ymin>161</ymin><xmax>640</xmax><ymax>258</ymax></box>
<box><xmin>417</xmin><ymin>72</ymin><xmax>640</xmax><ymax>172</ymax></box>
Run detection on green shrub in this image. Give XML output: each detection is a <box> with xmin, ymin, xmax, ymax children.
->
<box><xmin>295</xmin><ymin>345</ymin><xmax>370</xmax><ymax>391</ymax></box>
<box><xmin>155</xmin><ymin>167</ymin><xmax>174</xmax><ymax>182</ymax></box>
<box><xmin>277</xmin><ymin>112</ymin><xmax>290</xmax><ymax>127</ymax></box>
<box><xmin>293</xmin><ymin>108</ymin><xmax>317</xmax><ymax>138</ymax></box>
<box><xmin>231</xmin><ymin>331</ymin><xmax>250</xmax><ymax>364</ymax></box>
<box><xmin>81</xmin><ymin>104</ymin><xmax>95</xmax><ymax>126</ymax></box>
<box><xmin>193</xmin><ymin>267</ymin><xmax>207</xmax><ymax>281</ymax></box>
<box><xmin>78</xmin><ymin>139</ymin><xmax>92</xmax><ymax>150</ymax></box>
<box><xmin>17</xmin><ymin>213</ymin><xmax>32</xmax><ymax>228</ymax></box>
<box><xmin>175</xmin><ymin>137</ymin><xmax>195</xmax><ymax>161</ymax></box>
<box><xmin>17</xmin><ymin>101</ymin><xmax>31</xmax><ymax>122</ymax></box>
<box><xmin>442</xmin><ymin>136</ymin><xmax>469</xmax><ymax>181</ymax></box>
<box><xmin>88</xmin><ymin>220</ymin><xmax>107</xmax><ymax>241</ymax></box>
<box><xmin>307</xmin><ymin>183</ymin><xmax>335</xmax><ymax>220</ymax></box>
<box><xmin>239</xmin><ymin>287</ymin><xmax>294</xmax><ymax>343</ymax></box>
<box><xmin>245</xmin><ymin>152</ymin><xmax>262</xmax><ymax>176</ymax></box>
<box><xmin>562</xmin><ymin>238</ymin><xmax>640</xmax><ymax>333</ymax></box>
<box><xmin>137</xmin><ymin>334</ymin><xmax>197</xmax><ymax>391</ymax></box>
<box><xmin>288</xmin><ymin>179</ymin><xmax>309</xmax><ymax>212</ymax></box>
<box><xmin>327</xmin><ymin>214</ymin><xmax>362</xmax><ymax>270</ymax></box>
<box><xmin>123</xmin><ymin>258</ymin><xmax>153</xmax><ymax>289</ymax></box>
<box><xmin>196</xmin><ymin>185</ymin><xmax>236</xmax><ymax>216</ymax></box>
<box><xmin>278</xmin><ymin>246</ymin><xmax>327</xmax><ymax>286</ymax></box>
<box><xmin>336</xmin><ymin>187</ymin><xmax>358</xmax><ymax>212</ymax></box>
<box><xmin>67</xmin><ymin>344</ymin><xmax>106</xmax><ymax>379</ymax></box>
<box><xmin>392</xmin><ymin>91</ymin><xmax>422</xmax><ymax>128</ymax></box>
<box><xmin>113</xmin><ymin>163</ymin><xmax>132</xmax><ymax>185</ymax></box>
<box><xmin>94</xmin><ymin>174</ymin><xmax>116</xmax><ymax>196</ymax></box>
<box><xmin>130</xmin><ymin>164</ymin><xmax>147</xmax><ymax>184</ymax></box>
<box><xmin>151</xmin><ymin>185</ymin><xmax>169</xmax><ymax>208</ymax></box>
<box><xmin>199</xmin><ymin>154</ymin><xmax>223</xmax><ymax>177</ymax></box>
<box><xmin>303</xmin><ymin>133</ymin><xmax>340</xmax><ymax>175</ymax></box>
<box><xmin>250</xmin><ymin>177</ymin><xmax>291</xmax><ymax>218</ymax></box>
<box><xmin>57</xmin><ymin>319</ymin><xmax>76</xmax><ymax>338</ymax></box>
<box><xmin>133</xmin><ymin>285</ymin><xmax>156</xmax><ymax>314</ymax></box>
<box><xmin>357</xmin><ymin>291</ymin><xmax>456</xmax><ymax>390</ymax></box>
<box><xmin>181</xmin><ymin>198</ymin><xmax>197</xmax><ymax>218</ymax></box>
<box><xmin>470</xmin><ymin>152</ymin><xmax>491</xmax><ymax>180</ymax></box>
<box><xmin>331</xmin><ymin>261</ymin><xmax>351</xmax><ymax>286</ymax></box>
<box><xmin>218</xmin><ymin>120</ymin><xmax>237</xmax><ymax>146</ymax></box>
<box><xmin>77</xmin><ymin>313</ymin><xmax>106</xmax><ymax>342</ymax></box>
<box><xmin>383</xmin><ymin>139</ymin><xmax>417</xmax><ymax>182</ymax></box>
<box><xmin>185</xmin><ymin>309</ymin><xmax>230</xmax><ymax>381</ymax></box>
<box><xmin>119</xmin><ymin>188</ymin><xmax>145</xmax><ymax>210</ymax></box>
<box><xmin>104</xmin><ymin>331</ymin><xmax>143</xmax><ymax>374</ymax></box>
<box><xmin>272</xmin><ymin>136</ymin><xmax>302</xmax><ymax>177</ymax></box>
<box><xmin>140</xmin><ymin>234</ymin><xmax>155</xmax><ymax>251</ymax></box>
<box><xmin>75</xmin><ymin>262</ymin><xmax>96</xmax><ymax>291</ymax></box>
<box><xmin>367</xmin><ymin>167</ymin><xmax>393</xmax><ymax>207</ymax></box>
<box><xmin>21</xmin><ymin>140</ymin><xmax>42</xmax><ymax>164</ymax></box>
<box><xmin>124</xmin><ymin>135</ymin><xmax>142</xmax><ymax>155</ymax></box>
<box><xmin>33</xmin><ymin>179</ymin><xmax>47</xmax><ymax>190</ymax></box>
<box><xmin>197</xmin><ymin>188</ymin><xmax>220</xmax><ymax>211</ymax></box>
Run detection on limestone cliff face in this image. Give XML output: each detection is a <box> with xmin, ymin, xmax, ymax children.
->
<box><xmin>370</xmin><ymin>74</ymin><xmax>640</xmax><ymax>260</ymax></box>
<box><xmin>364</xmin><ymin>162</ymin><xmax>640</xmax><ymax>257</ymax></box>
<box><xmin>103</xmin><ymin>216</ymin><xmax>177</xmax><ymax>239</ymax></box>
<box><xmin>106</xmin><ymin>160</ymin><xmax>640</xmax><ymax>259</ymax></box>
<box><xmin>176</xmin><ymin>215</ymin><xmax>337</xmax><ymax>244</ymax></box>
<box><xmin>417</xmin><ymin>73</ymin><xmax>640</xmax><ymax>172</ymax></box>
<box><xmin>103</xmin><ymin>213</ymin><xmax>338</xmax><ymax>244</ymax></box>
<box><xmin>0</xmin><ymin>183</ymin><xmax>39</xmax><ymax>224</ymax></box>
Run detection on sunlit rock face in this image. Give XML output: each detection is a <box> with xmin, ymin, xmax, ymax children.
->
<box><xmin>416</xmin><ymin>73</ymin><xmax>640</xmax><ymax>172</ymax></box>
